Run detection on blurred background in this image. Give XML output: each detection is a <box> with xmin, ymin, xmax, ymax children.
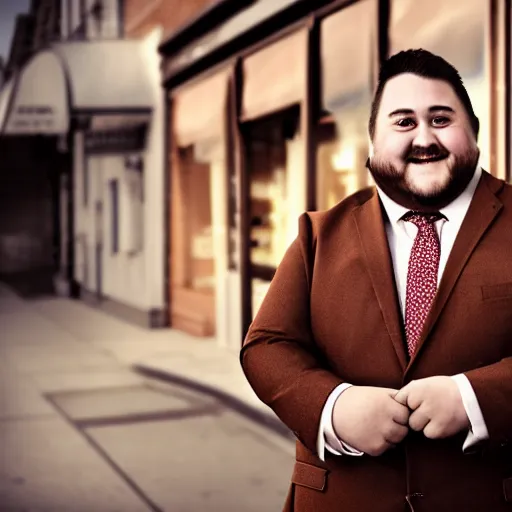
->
<box><xmin>0</xmin><ymin>0</ymin><xmax>509</xmax><ymax>510</ymax></box>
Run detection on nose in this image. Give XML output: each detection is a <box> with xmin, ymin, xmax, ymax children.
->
<box><xmin>412</xmin><ymin>121</ymin><xmax>438</xmax><ymax>147</ymax></box>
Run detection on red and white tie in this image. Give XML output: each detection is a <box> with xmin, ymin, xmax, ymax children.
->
<box><xmin>403</xmin><ymin>211</ymin><xmax>444</xmax><ymax>357</ymax></box>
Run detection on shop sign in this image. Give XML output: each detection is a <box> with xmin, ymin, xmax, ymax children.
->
<box><xmin>85</xmin><ymin>126</ymin><xmax>147</xmax><ymax>154</ymax></box>
<box><xmin>6</xmin><ymin>105</ymin><xmax>61</xmax><ymax>133</ymax></box>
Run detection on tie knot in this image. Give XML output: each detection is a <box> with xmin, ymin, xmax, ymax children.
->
<box><xmin>402</xmin><ymin>211</ymin><xmax>445</xmax><ymax>227</ymax></box>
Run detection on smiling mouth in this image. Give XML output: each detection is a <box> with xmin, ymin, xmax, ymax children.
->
<box><xmin>408</xmin><ymin>155</ymin><xmax>448</xmax><ymax>164</ymax></box>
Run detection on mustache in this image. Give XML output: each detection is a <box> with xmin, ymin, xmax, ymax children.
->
<box><xmin>405</xmin><ymin>145</ymin><xmax>450</xmax><ymax>162</ymax></box>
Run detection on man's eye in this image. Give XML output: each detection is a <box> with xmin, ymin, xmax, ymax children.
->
<box><xmin>432</xmin><ymin>116</ymin><xmax>450</xmax><ymax>126</ymax></box>
<box><xmin>396</xmin><ymin>118</ymin><xmax>415</xmax><ymax>128</ymax></box>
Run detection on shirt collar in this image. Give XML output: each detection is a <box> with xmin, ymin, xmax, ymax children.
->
<box><xmin>376</xmin><ymin>165</ymin><xmax>482</xmax><ymax>224</ymax></box>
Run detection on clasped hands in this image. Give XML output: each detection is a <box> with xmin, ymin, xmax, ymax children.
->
<box><xmin>332</xmin><ymin>376</ymin><xmax>470</xmax><ymax>456</ymax></box>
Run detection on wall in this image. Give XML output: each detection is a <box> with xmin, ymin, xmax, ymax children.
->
<box><xmin>86</xmin><ymin>0</ymin><xmax>121</xmax><ymax>39</ymax></box>
<box><xmin>73</xmin><ymin>27</ymin><xmax>165</xmax><ymax>313</ymax></box>
<box><xmin>62</xmin><ymin>0</ymin><xmax>120</xmax><ymax>39</ymax></box>
<box><xmin>141</xmin><ymin>26</ymin><xmax>166</xmax><ymax>311</ymax></box>
<box><xmin>124</xmin><ymin>0</ymin><xmax>217</xmax><ymax>39</ymax></box>
<box><xmin>73</xmin><ymin>138</ymin><xmax>147</xmax><ymax>310</ymax></box>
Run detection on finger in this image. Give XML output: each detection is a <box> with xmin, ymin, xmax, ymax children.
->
<box><xmin>393</xmin><ymin>386</ymin><xmax>410</xmax><ymax>407</ymax></box>
<box><xmin>397</xmin><ymin>381</ymin><xmax>425</xmax><ymax>410</ymax></box>
<box><xmin>409</xmin><ymin>409</ymin><xmax>430</xmax><ymax>432</ymax></box>
<box><xmin>423</xmin><ymin>420</ymin><xmax>444</xmax><ymax>440</ymax></box>
<box><xmin>392</xmin><ymin>403</ymin><xmax>410</xmax><ymax>426</ymax></box>
<box><xmin>386</xmin><ymin>424</ymin><xmax>409</xmax><ymax>444</ymax></box>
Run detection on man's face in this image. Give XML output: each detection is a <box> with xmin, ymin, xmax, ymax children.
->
<box><xmin>369</xmin><ymin>73</ymin><xmax>480</xmax><ymax>210</ymax></box>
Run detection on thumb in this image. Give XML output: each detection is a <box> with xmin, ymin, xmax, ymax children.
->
<box><xmin>393</xmin><ymin>386</ymin><xmax>410</xmax><ymax>406</ymax></box>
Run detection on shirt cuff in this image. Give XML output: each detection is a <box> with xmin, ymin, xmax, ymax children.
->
<box><xmin>451</xmin><ymin>374</ymin><xmax>489</xmax><ymax>451</ymax></box>
<box><xmin>317</xmin><ymin>383</ymin><xmax>364</xmax><ymax>462</ymax></box>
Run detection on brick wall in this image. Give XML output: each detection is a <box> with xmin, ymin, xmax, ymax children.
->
<box><xmin>124</xmin><ymin>0</ymin><xmax>218</xmax><ymax>40</ymax></box>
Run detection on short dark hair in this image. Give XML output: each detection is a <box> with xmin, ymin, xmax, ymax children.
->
<box><xmin>368</xmin><ymin>49</ymin><xmax>479</xmax><ymax>140</ymax></box>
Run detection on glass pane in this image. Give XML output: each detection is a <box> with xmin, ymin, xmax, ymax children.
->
<box><xmin>389</xmin><ymin>0</ymin><xmax>490</xmax><ymax>169</ymax></box>
<box><xmin>244</xmin><ymin>107</ymin><xmax>301</xmax><ymax>319</ymax></box>
<box><xmin>246</xmin><ymin>108</ymin><xmax>300</xmax><ymax>269</ymax></box>
<box><xmin>317</xmin><ymin>0</ymin><xmax>377</xmax><ymax>211</ymax></box>
<box><xmin>177</xmin><ymin>144</ymin><xmax>217</xmax><ymax>293</ymax></box>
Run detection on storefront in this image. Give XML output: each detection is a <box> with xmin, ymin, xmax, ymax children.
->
<box><xmin>239</xmin><ymin>28</ymin><xmax>308</xmax><ymax>331</ymax></box>
<box><xmin>169</xmin><ymin>64</ymin><xmax>232</xmax><ymax>340</ymax></box>
<box><xmin>160</xmin><ymin>0</ymin><xmax>511</xmax><ymax>347</ymax></box>
<box><xmin>1</xmin><ymin>35</ymin><xmax>167</xmax><ymax>327</ymax></box>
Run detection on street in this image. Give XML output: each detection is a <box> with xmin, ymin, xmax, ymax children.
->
<box><xmin>0</xmin><ymin>284</ymin><xmax>294</xmax><ymax>511</ymax></box>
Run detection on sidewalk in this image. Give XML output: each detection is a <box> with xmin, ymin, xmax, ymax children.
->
<box><xmin>0</xmin><ymin>283</ymin><xmax>292</xmax><ymax>439</ymax></box>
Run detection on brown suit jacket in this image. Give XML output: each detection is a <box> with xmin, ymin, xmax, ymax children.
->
<box><xmin>240</xmin><ymin>170</ymin><xmax>512</xmax><ymax>512</ymax></box>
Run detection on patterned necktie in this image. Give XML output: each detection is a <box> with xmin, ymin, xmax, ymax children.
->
<box><xmin>403</xmin><ymin>211</ymin><xmax>444</xmax><ymax>357</ymax></box>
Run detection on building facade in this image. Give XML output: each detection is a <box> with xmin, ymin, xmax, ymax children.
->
<box><xmin>0</xmin><ymin>1</ymin><xmax>157</xmax><ymax>325</ymax></box>
<box><xmin>0</xmin><ymin>0</ymin><xmax>62</xmax><ymax>285</ymax></box>
<box><xmin>1</xmin><ymin>0</ymin><xmax>509</xmax><ymax>349</ymax></box>
<box><xmin>157</xmin><ymin>0</ymin><xmax>511</xmax><ymax>351</ymax></box>
<box><xmin>119</xmin><ymin>0</ymin><xmax>247</xmax><ymax>331</ymax></box>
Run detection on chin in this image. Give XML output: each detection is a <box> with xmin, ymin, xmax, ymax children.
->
<box><xmin>405</xmin><ymin>163</ymin><xmax>451</xmax><ymax>196</ymax></box>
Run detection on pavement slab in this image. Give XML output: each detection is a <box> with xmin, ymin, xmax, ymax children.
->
<box><xmin>0</xmin><ymin>284</ymin><xmax>296</xmax><ymax>511</ymax></box>
<box><xmin>29</xmin><ymin>368</ymin><xmax>147</xmax><ymax>394</ymax></box>
<box><xmin>0</xmin><ymin>417</ymin><xmax>150</xmax><ymax>512</ymax></box>
<box><xmin>47</xmin><ymin>384</ymin><xmax>215</xmax><ymax>423</ymax></box>
<box><xmin>87</xmin><ymin>408</ymin><xmax>293</xmax><ymax>512</ymax></box>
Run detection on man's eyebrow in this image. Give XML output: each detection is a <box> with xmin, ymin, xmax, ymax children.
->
<box><xmin>388</xmin><ymin>105</ymin><xmax>455</xmax><ymax>117</ymax></box>
<box><xmin>429</xmin><ymin>105</ymin><xmax>455</xmax><ymax>113</ymax></box>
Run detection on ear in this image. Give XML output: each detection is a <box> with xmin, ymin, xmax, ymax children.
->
<box><xmin>473</xmin><ymin>116</ymin><xmax>480</xmax><ymax>140</ymax></box>
<box><xmin>368</xmin><ymin>138</ymin><xmax>375</xmax><ymax>158</ymax></box>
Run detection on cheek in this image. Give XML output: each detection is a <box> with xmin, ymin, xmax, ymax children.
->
<box><xmin>376</xmin><ymin>135</ymin><xmax>410</xmax><ymax>160</ymax></box>
<box><xmin>437</xmin><ymin>130</ymin><xmax>475</xmax><ymax>154</ymax></box>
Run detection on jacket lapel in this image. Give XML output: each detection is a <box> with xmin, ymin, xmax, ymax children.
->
<box><xmin>353</xmin><ymin>189</ymin><xmax>408</xmax><ymax>371</ymax></box>
<box><xmin>407</xmin><ymin>171</ymin><xmax>505</xmax><ymax>371</ymax></box>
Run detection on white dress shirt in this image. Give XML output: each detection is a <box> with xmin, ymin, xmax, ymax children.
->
<box><xmin>317</xmin><ymin>166</ymin><xmax>490</xmax><ymax>462</ymax></box>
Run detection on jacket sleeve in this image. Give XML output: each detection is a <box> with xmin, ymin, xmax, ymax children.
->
<box><xmin>240</xmin><ymin>213</ymin><xmax>343</xmax><ymax>454</ymax></box>
<box><xmin>464</xmin><ymin>358</ymin><xmax>512</xmax><ymax>451</ymax></box>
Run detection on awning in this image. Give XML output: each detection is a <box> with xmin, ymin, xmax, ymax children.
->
<box><xmin>3</xmin><ymin>40</ymin><xmax>154</xmax><ymax>135</ymax></box>
<box><xmin>173</xmin><ymin>66</ymin><xmax>232</xmax><ymax>147</ymax></box>
<box><xmin>242</xmin><ymin>29</ymin><xmax>307</xmax><ymax>120</ymax></box>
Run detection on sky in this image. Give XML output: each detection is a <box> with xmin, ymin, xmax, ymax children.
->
<box><xmin>0</xmin><ymin>0</ymin><xmax>31</xmax><ymax>64</ymax></box>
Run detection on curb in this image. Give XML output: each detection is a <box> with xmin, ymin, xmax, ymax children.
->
<box><xmin>132</xmin><ymin>363</ymin><xmax>295</xmax><ymax>442</ymax></box>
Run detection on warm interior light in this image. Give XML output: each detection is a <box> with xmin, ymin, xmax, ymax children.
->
<box><xmin>331</xmin><ymin>145</ymin><xmax>356</xmax><ymax>172</ymax></box>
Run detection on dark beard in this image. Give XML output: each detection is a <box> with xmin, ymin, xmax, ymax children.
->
<box><xmin>367</xmin><ymin>148</ymin><xmax>480</xmax><ymax>211</ymax></box>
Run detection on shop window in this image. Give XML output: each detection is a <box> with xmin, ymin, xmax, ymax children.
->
<box><xmin>389</xmin><ymin>0</ymin><xmax>490</xmax><ymax>170</ymax></box>
<box><xmin>171</xmin><ymin>67</ymin><xmax>231</xmax><ymax>338</ymax></box>
<box><xmin>109</xmin><ymin>178</ymin><xmax>119</xmax><ymax>254</ymax></box>
<box><xmin>177</xmin><ymin>144</ymin><xmax>216</xmax><ymax>293</ymax></box>
<box><xmin>317</xmin><ymin>0</ymin><xmax>378</xmax><ymax>211</ymax></box>
<box><xmin>245</xmin><ymin>106</ymin><xmax>300</xmax><ymax>274</ymax></box>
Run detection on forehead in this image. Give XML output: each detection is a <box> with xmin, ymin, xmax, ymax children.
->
<box><xmin>378</xmin><ymin>73</ymin><xmax>463</xmax><ymax>116</ymax></box>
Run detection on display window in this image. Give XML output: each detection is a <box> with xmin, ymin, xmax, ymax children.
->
<box><xmin>317</xmin><ymin>0</ymin><xmax>378</xmax><ymax>211</ymax></box>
